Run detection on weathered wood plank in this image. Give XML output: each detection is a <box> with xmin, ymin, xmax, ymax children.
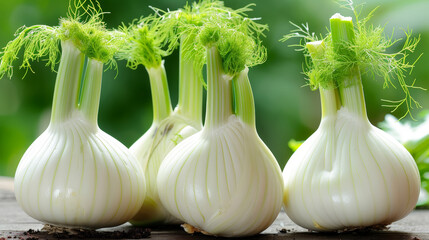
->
<box><xmin>1</xmin><ymin>177</ymin><xmax>428</xmax><ymax>239</ymax></box>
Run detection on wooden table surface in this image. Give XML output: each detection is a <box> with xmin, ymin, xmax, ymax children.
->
<box><xmin>0</xmin><ymin>176</ymin><xmax>428</xmax><ymax>240</ymax></box>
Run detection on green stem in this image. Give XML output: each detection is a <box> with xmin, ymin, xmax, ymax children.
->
<box><xmin>177</xmin><ymin>39</ymin><xmax>203</xmax><ymax>127</ymax></box>
<box><xmin>338</xmin><ymin>69</ymin><xmax>368</xmax><ymax>118</ymax></box>
<box><xmin>330</xmin><ymin>14</ymin><xmax>367</xmax><ymax>119</ymax></box>
<box><xmin>330</xmin><ymin>13</ymin><xmax>356</xmax><ymax>57</ymax></box>
<box><xmin>306</xmin><ymin>41</ymin><xmax>341</xmax><ymax>118</ymax></box>
<box><xmin>50</xmin><ymin>40</ymin><xmax>85</xmax><ymax>124</ymax></box>
<box><xmin>319</xmin><ymin>87</ymin><xmax>340</xmax><ymax>118</ymax></box>
<box><xmin>204</xmin><ymin>46</ymin><xmax>233</xmax><ymax>129</ymax></box>
<box><xmin>146</xmin><ymin>62</ymin><xmax>172</xmax><ymax>123</ymax></box>
<box><xmin>233</xmin><ymin>67</ymin><xmax>255</xmax><ymax>126</ymax></box>
<box><xmin>79</xmin><ymin>58</ymin><xmax>104</xmax><ymax>124</ymax></box>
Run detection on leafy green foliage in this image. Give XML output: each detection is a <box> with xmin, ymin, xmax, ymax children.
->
<box><xmin>149</xmin><ymin>0</ymin><xmax>226</xmax><ymax>70</ymax></box>
<box><xmin>0</xmin><ymin>25</ymin><xmax>60</xmax><ymax>79</ymax></box>
<box><xmin>197</xmin><ymin>20</ymin><xmax>261</xmax><ymax>75</ymax></box>
<box><xmin>150</xmin><ymin>0</ymin><xmax>267</xmax><ymax>75</ymax></box>
<box><xmin>199</xmin><ymin>24</ymin><xmax>221</xmax><ymax>46</ymax></box>
<box><xmin>216</xmin><ymin>26</ymin><xmax>263</xmax><ymax>75</ymax></box>
<box><xmin>196</xmin><ymin>13</ymin><xmax>267</xmax><ymax>75</ymax></box>
<box><xmin>0</xmin><ymin>0</ymin><xmax>123</xmax><ymax>78</ymax></box>
<box><xmin>380</xmin><ymin>112</ymin><xmax>429</xmax><ymax>207</ymax></box>
<box><xmin>281</xmin><ymin>0</ymin><xmax>422</xmax><ymax>119</ymax></box>
<box><xmin>218</xmin><ymin>31</ymin><xmax>253</xmax><ymax>75</ymax></box>
<box><xmin>151</xmin><ymin>0</ymin><xmax>225</xmax><ymax>50</ymax></box>
<box><xmin>116</xmin><ymin>18</ymin><xmax>167</xmax><ymax>69</ymax></box>
<box><xmin>59</xmin><ymin>0</ymin><xmax>122</xmax><ymax>63</ymax></box>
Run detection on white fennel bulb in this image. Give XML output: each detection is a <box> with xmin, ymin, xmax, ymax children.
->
<box><xmin>157</xmin><ymin>40</ymin><xmax>283</xmax><ymax>237</ymax></box>
<box><xmin>129</xmin><ymin>63</ymin><xmax>201</xmax><ymax>225</ymax></box>
<box><xmin>282</xmin><ymin>13</ymin><xmax>420</xmax><ymax>231</ymax></box>
<box><xmin>6</xmin><ymin>5</ymin><xmax>146</xmax><ymax>228</ymax></box>
<box><xmin>118</xmin><ymin>18</ymin><xmax>204</xmax><ymax>225</ymax></box>
<box><xmin>283</xmin><ymin>85</ymin><xmax>420</xmax><ymax>231</ymax></box>
<box><xmin>14</xmin><ymin>41</ymin><xmax>145</xmax><ymax>228</ymax></box>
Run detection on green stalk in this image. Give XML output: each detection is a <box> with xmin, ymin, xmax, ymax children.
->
<box><xmin>146</xmin><ymin>62</ymin><xmax>173</xmax><ymax>123</ymax></box>
<box><xmin>204</xmin><ymin>46</ymin><xmax>233</xmax><ymax>129</ymax></box>
<box><xmin>319</xmin><ymin>88</ymin><xmax>341</xmax><ymax>118</ymax></box>
<box><xmin>177</xmin><ymin>38</ymin><xmax>203</xmax><ymax>127</ymax></box>
<box><xmin>338</xmin><ymin>69</ymin><xmax>368</xmax><ymax>118</ymax></box>
<box><xmin>50</xmin><ymin>40</ymin><xmax>85</xmax><ymax>124</ymax></box>
<box><xmin>233</xmin><ymin>67</ymin><xmax>255</xmax><ymax>127</ymax></box>
<box><xmin>330</xmin><ymin>13</ymin><xmax>356</xmax><ymax>59</ymax></box>
<box><xmin>79</xmin><ymin>58</ymin><xmax>104</xmax><ymax>125</ymax></box>
<box><xmin>330</xmin><ymin>14</ymin><xmax>367</xmax><ymax>119</ymax></box>
<box><xmin>306</xmin><ymin>41</ymin><xmax>341</xmax><ymax>118</ymax></box>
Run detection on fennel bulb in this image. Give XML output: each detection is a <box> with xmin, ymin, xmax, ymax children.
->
<box><xmin>282</xmin><ymin>12</ymin><xmax>420</xmax><ymax>231</ymax></box>
<box><xmin>157</xmin><ymin>21</ymin><xmax>283</xmax><ymax>236</ymax></box>
<box><xmin>284</xmin><ymin>83</ymin><xmax>420</xmax><ymax>231</ymax></box>
<box><xmin>14</xmin><ymin>41</ymin><xmax>145</xmax><ymax>229</ymax></box>
<box><xmin>129</xmin><ymin>62</ymin><xmax>201</xmax><ymax>225</ymax></box>
<box><xmin>118</xmin><ymin>15</ymin><xmax>204</xmax><ymax>225</ymax></box>
<box><xmin>4</xmin><ymin>2</ymin><xmax>145</xmax><ymax>229</ymax></box>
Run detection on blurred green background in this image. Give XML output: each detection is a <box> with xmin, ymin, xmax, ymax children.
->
<box><xmin>0</xmin><ymin>0</ymin><xmax>428</xmax><ymax>177</ymax></box>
